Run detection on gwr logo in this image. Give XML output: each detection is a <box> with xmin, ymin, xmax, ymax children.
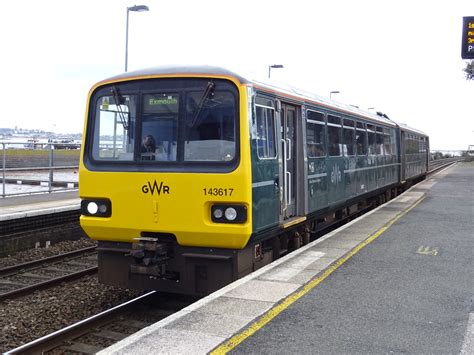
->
<box><xmin>142</xmin><ymin>180</ymin><xmax>170</xmax><ymax>196</ymax></box>
<box><xmin>330</xmin><ymin>165</ymin><xmax>342</xmax><ymax>185</ymax></box>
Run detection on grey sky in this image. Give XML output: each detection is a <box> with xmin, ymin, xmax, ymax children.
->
<box><xmin>0</xmin><ymin>0</ymin><xmax>472</xmax><ymax>150</ymax></box>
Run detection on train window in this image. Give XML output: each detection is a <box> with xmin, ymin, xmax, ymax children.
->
<box><xmin>356</xmin><ymin>122</ymin><xmax>367</xmax><ymax>155</ymax></box>
<box><xmin>383</xmin><ymin>128</ymin><xmax>393</xmax><ymax>155</ymax></box>
<box><xmin>88</xmin><ymin>78</ymin><xmax>239</xmax><ymax>169</ymax></box>
<box><xmin>306</xmin><ymin>110</ymin><xmax>326</xmax><ymax>157</ymax></box>
<box><xmin>367</xmin><ymin>124</ymin><xmax>376</xmax><ymax>155</ymax></box>
<box><xmin>327</xmin><ymin>115</ymin><xmax>342</xmax><ymax>156</ymax></box>
<box><xmin>185</xmin><ymin>91</ymin><xmax>236</xmax><ymax>161</ymax></box>
<box><xmin>93</xmin><ymin>94</ymin><xmax>137</xmax><ymax>161</ymax></box>
<box><xmin>420</xmin><ymin>137</ymin><xmax>425</xmax><ymax>153</ymax></box>
<box><xmin>376</xmin><ymin>126</ymin><xmax>385</xmax><ymax>155</ymax></box>
<box><xmin>342</xmin><ymin>119</ymin><xmax>355</xmax><ymax>156</ymax></box>
<box><xmin>141</xmin><ymin>93</ymin><xmax>179</xmax><ymax>161</ymax></box>
<box><xmin>255</xmin><ymin>105</ymin><xmax>277</xmax><ymax>159</ymax></box>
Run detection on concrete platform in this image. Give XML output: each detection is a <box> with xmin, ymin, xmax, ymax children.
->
<box><xmin>99</xmin><ymin>163</ymin><xmax>474</xmax><ymax>354</ymax></box>
<box><xmin>0</xmin><ymin>190</ymin><xmax>79</xmax><ymax>221</ymax></box>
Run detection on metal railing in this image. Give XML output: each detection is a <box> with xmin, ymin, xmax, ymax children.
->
<box><xmin>1</xmin><ymin>141</ymin><xmax>80</xmax><ymax>198</ymax></box>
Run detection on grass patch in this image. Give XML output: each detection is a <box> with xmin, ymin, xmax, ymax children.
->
<box><xmin>5</xmin><ymin>149</ymin><xmax>80</xmax><ymax>157</ymax></box>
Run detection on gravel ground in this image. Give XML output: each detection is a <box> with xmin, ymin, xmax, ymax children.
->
<box><xmin>0</xmin><ymin>275</ymin><xmax>143</xmax><ymax>352</ymax></box>
<box><xmin>0</xmin><ymin>237</ymin><xmax>144</xmax><ymax>352</ymax></box>
<box><xmin>0</xmin><ymin>238</ymin><xmax>97</xmax><ymax>268</ymax></box>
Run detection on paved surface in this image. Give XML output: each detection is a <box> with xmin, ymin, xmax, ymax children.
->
<box><xmin>0</xmin><ymin>190</ymin><xmax>79</xmax><ymax>221</ymax></box>
<box><xmin>232</xmin><ymin>164</ymin><xmax>474</xmax><ymax>354</ymax></box>
<box><xmin>99</xmin><ymin>164</ymin><xmax>473</xmax><ymax>354</ymax></box>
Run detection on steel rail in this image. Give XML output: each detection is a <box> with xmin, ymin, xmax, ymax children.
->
<box><xmin>0</xmin><ymin>266</ymin><xmax>98</xmax><ymax>301</ymax></box>
<box><xmin>0</xmin><ymin>246</ymin><xmax>96</xmax><ymax>276</ymax></box>
<box><xmin>428</xmin><ymin>158</ymin><xmax>462</xmax><ymax>175</ymax></box>
<box><xmin>4</xmin><ymin>291</ymin><xmax>157</xmax><ymax>355</ymax></box>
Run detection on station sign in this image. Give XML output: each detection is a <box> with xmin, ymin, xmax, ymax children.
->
<box><xmin>461</xmin><ymin>16</ymin><xmax>474</xmax><ymax>59</ymax></box>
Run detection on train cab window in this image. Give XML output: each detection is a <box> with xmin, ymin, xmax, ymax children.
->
<box><xmin>327</xmin><ymin>115</ymin><xmax>342</xmax><ymax>156</ymax></box>
<box><xmin>255</xmin><ymin>104</ymin><xmax>277</xmax><ymax>159</ymax></box>
<box><xmin>356</xmin><ymin>122</ymin><xmax>367</xmax><ymax>155</ymax></box>
<box><xmin>185</xmin><ymin>90</ymin><xmax>236</xmax><ymax>161</ymax></box>
<box><xmin>88</xmin><ymin>78</ymin><xmax>239</xmax><ymax>170</ymax></box>
<box><xmin>342</xmin><ymin>119</ymin><xmax>355</xmax><ymax>156</ymax></box>
<box><xmin>376</xmin><ymin>126</ymin><xmax>385</xmax><ymax>155</ymax></box>
<box><xmin>141</xmin><ymin>93</ymin><xmax>179</xmax><ymax>161</ymax></box>
<box><xmin>306</xmin><ymin>110</ymin><xmax>326</xmax><ymax>157</ymax></box>
<box><xmin>93</xmin><ymin>94</ymin><xmax>137</xmax><ymax>161</ymax></box>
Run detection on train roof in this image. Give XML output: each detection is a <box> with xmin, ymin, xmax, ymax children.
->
<box><xmin>102</xmin><ymin>65</ymin><xmax>427</xmax><ymax>133</ymax></box>
<box><xmin>103</xmin><ymin>65</ymin><xmax>251</xmax><ymax>84</ymax></box>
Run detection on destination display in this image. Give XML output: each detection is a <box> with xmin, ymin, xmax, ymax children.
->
<box><xmin>461</xmin><ymin>16</ymin><xmax>474</xmax><ymax>59</ymax></box>
<box><xmin>143</xmin><ymin>93</ymin><xmax>179</xmax><ymax>114</ymax></box>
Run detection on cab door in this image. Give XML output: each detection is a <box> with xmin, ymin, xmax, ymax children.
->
<box><xmin>280</xmin><ymin>103</ymin><xmax>297</xmax><ymax>219</ymax></box>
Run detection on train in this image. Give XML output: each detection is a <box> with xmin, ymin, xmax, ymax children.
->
<box><xmin>79</xmin><ymin>66</ymin><xmax>429</xmax><ymax>296</ymax></box>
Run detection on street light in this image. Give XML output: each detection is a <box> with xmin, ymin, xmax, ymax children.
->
<box><xmin>329</xmin><ymin>91</ymin><xmax>340</xmax><ymax>100</ymax></box>
<box><xmin>125</xmin><ymin>4</ymin><xmax>150</xmax><ymax>72</ymax></box>
<box><xmin>268</xmin><ymin>64</ymin><xmax>284</xmax><ymax>78</ymax></box>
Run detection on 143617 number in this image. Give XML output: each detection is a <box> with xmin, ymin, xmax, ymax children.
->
<box><xmin>203</xmin><ymin>188</ymin><xmax>234</xmax><ymax>196</ymax></box>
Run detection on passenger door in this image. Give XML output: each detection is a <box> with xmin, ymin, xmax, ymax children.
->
<box><xmin>280</xmin><ymin>104</ymin><xmax>297</xmax><ymax>219</ymax></box>
<box><xmin>252</xmin><ymin>97</ymin><xmax>280</xmax><ymax>232</ymax></box>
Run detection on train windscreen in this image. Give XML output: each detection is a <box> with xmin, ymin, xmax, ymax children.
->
<box><xmin>86</xmin><ymin>78</ymin><xmax>239</xmax><ymax>171</ymax></box>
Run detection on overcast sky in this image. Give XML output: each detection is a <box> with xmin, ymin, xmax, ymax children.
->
<box><xmin>0</xmin><ymin>0</ymin><xmax>472</xmax><ymax>150</ymax></box>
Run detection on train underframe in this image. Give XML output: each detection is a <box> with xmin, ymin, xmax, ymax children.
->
<box><xmin>96</xmin><ymin>177</ymin><xmax>424</xmax><ymax>296</ymax></box>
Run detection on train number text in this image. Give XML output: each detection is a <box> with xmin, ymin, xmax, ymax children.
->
<box><xmin>203</xmin><ymin>187</ymin><xmax>234</xmax><ymax>197</ymax></box>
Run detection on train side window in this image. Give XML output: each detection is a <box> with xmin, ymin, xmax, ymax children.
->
<box><xmin>255</xmin><ymin>104</ymin><xmax>277</xmax><ymax>159</ymax></box>
<box><xmin>367</xmin><ymin>124</ymin><xmax>376</xmax><ymax>155</ymax></box>
<box><xmin>356</xmin><ymin>122</ymin><xmax>367</xmax><ymax>155</ymax></box>
<box><xmin>383</xmin><ymin>128</ymin><xmax>393</xmax><ymax>155</ymax></box>
<box><xmin>327</xmin><ymin>115</ymin><xmax>342</xmax><ymax>156</ymax></box>
<box><xmin>420</xmin><ymin>137</ymin><xmax>425</xmax><ymax>153</ymax></box>
<box><xmin>306</xmin><ymin>110</ymin><xmax>326</xmax><ymax>157</ymax></box>
<box><xmin>390</xmin><ymin>129</ymin><xmax>397</xmax><ymax>155</ymax></box>
<box><xmin>342</xmin><ymin>119</ymin><xmax>355</xmax><ymax>156</ymax></box>
<box><xmin>376</xmin><ymin>126</ymin><xmax>384</xmax><ymax>155</ymax></box>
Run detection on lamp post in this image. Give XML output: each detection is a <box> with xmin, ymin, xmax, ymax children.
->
<box><xmin>329</xmin><ymin>91</ymin><xmax>340</xmax><ymax>100</ymax></box>
<box><xmin>125</xmin><ymin>4</ymin><xmax>149</xmax><ymax>72</ymax></box>
<box><xmin>268</xmin><ymin>64</ymin><xmax>284</xmax><ymax>78</ymax></box>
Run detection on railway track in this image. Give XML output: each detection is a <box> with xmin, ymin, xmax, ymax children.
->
<box><xmin>428</xmin><ymin>157</ymin><xmax>461</xmax><ymax>174</ymax></box>
<box><xmin>0</xmin><ymin>246</ymin><xmax>97</xmax><ymax>301</ymax></box>
<box><xmin>5</xmin><ymin>291</ymin><xmax>197</xmax><ymax>354</ymax></box>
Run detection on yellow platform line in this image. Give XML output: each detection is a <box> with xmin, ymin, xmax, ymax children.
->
<box><xmin>210</xmin><ymin>195</ymin><xmax>426</xmax><ymax>355</ymax></box>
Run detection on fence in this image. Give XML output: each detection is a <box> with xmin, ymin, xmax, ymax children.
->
<box><xmin>1</xmin><ymin>142</ymin><xmax>80</xmax><ymax>198</ymax></box>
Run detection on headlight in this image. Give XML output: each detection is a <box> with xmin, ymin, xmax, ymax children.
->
<box><xmin>225</xmin><ymin>207</ymin><xmax>237</xmax><ymax>221</ymax></box>
<box><xmin>81</xmin><ymin>199</ymin><xmax>112</xmax><ymax>217</ymax></box>
<box><xmin>213</xmin><ymin>208</ymin><xmax>224</xmax><ymax>219</ymax></box>
<box><xmin>211</xmin><ymin>204</ymin><xmax>247</xmax><ymax>224</ymax></box>
<box><xmin>87</xmin><ymin>202</ymin><xmax>98</xmax><ymax>214</ymax></box>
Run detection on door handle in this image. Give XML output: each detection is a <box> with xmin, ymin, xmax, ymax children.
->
<box><xmin>286</xmin><ymin>138</ymin><xmax>291</xmax><ymax>160</ymax></box>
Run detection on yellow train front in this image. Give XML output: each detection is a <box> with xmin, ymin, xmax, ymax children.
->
<box><xmin>80</xmin><ymin>67</ymin><xmax>257</xmax><ymax>295</ymax></box>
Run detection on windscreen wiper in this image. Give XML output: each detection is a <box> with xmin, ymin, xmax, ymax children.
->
<box><xmin>111</xmin><ymin>86</ymin><xmax>129</xmax><ymax>130</ymax></box>
<box><xmin>189</xmin><ymin>81</ymin><xmax>216</xmax><ymax>128</ymax></box>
